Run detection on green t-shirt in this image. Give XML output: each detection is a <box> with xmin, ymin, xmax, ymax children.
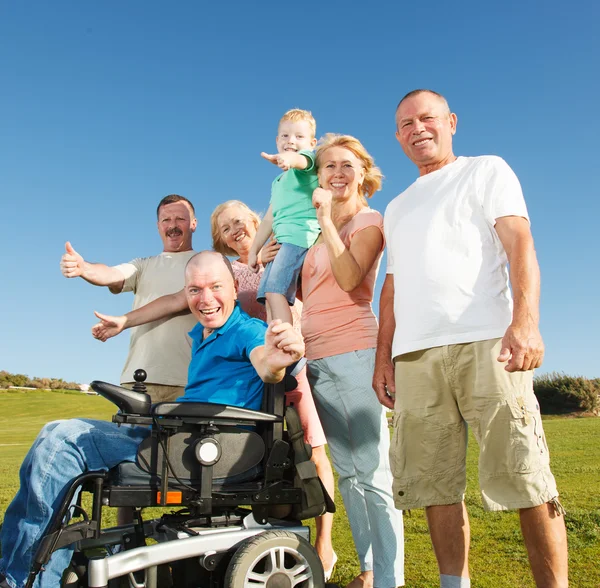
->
<box><xmin>271</xmin><ymin>149</ymin><xmax>321</xmax><ymax>249</ymax></box>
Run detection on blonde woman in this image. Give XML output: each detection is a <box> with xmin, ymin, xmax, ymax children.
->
<box><xmin>302</xmin><ymin>135</ymin><xmax>405</xmax><ymax>588</ymax></box>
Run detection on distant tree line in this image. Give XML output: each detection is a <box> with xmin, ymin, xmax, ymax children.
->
<box><xmin>0</xmin><ymin>370</ymin><xmax>81</xmax><ymax>391</ymax></box>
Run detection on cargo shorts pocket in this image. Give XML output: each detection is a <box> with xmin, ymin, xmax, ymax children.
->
<box><xmin>507</xmin><ymin>395</ymin><xmax>550</xmax><ymax>474</ymax></box>
<box><xmin>390</xmin><ymin>410</ymin><xmax>464</xmax><ymax>488</ymax></box>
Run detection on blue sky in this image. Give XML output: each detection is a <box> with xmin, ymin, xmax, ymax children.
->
<box><xmin>1</xmin><ymin>0</ymin><xmax>598</xmax><ymax>384</ymax></box>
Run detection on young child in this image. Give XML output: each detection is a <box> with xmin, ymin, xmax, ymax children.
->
<box><xmin>248</xmin><ymin>109</ymin><xmax>320</xmax><ymax>326</ymax></box>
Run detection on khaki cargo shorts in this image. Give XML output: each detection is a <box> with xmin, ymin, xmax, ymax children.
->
<box><xmin>390</xmin><ymin>339</ymin><xmax>559</xmax><ymax>511</ymax></box>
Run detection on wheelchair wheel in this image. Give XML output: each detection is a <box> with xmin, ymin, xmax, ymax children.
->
<box><xmin>224</xmin><ymin>529</ymin><xmax>324</xmax><ymax>587</ymax></box>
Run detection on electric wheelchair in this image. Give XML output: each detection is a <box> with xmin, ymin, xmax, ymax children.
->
<box><xmin>26</xmin><ymin>370</ymin><xmax>334</xmax><ymax>588</ymax></box>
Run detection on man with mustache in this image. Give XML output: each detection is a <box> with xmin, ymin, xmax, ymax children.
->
<box><xmin>60</xmin><ymin>194</ymin><xmax>197</xmax><ymax>403</ymax></box>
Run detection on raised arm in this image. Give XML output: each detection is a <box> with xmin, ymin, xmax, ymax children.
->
<box><xmin>248</xmin><ymin>205</ymin><xmax>274</xmax><ymax>272</ymax></box>
<box><xmin>312</xmin><ymin>188</ymin><xmax>383</xmax><ymax>292</ymax></box>
<box><xmin>494</xmin><ymin>215</ymin><xmax>544</xmax><ymax>372</ymax></box>
<box><xmin>91</xmin><ymin>289</ymin><xmax>189</xmax><ymax>341</ymax></box>
<box><xmin>60</xmin><ymin>241</ymin><xmax>125</xmax><ymax>293</ymax></box>
<box><xmin>249</xmin><ymin>320</ymin><xmax>305</xmax><ymax>383</ymax></box>
<box><xmin>261</xmin><ymin>151</ymin><xmax>310</xmax><ymax>172</ymax></box>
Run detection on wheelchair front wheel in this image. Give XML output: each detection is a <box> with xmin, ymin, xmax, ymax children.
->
<box><xmin>224</xmin><ymin>529</ymin><xmax>324</xmax><ymax>587</ymax></box>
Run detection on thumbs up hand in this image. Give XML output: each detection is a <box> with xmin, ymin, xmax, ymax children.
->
<box><xmin>92</xmin><ymin>311</ymin><xmax>127</xmax><ymax>342</ymax></box>
<box><xmin>60</xmin><ymin>241</ymin><xmax>85</xmax><ymax>278</ymax></box>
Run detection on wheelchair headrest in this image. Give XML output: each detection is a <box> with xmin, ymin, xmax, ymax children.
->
<box><xmin>90</xmin><ymin>380</ymin><xmax>152</xmax><ymax>415</ymax></box>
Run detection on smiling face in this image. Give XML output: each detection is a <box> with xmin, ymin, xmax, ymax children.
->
<box><xmin>217</xmin><ymin>204</ymin><xmax>258</xmax><ymax>257</ymax></box>
<box><xmin>395</xmin><ymin>92</ymin><xmax>457</xmax><ymax>175</ymax></box>
<box><xmin>185</xmin><ymin>252</ymin><xmax>238</xmax><ymax>331</ymax></box>
<box><xmin>157</xmin><ymin>201</ymin><xmax>197</xmax><ymax>252</ymax></box>
<box><xmin>317</xmin><ymin>146</ymin><xmax>366</xmax><ymax>202</ymax></box>
<box><xmin>276</xmin><ymin>120</ymin><xmax>317</xmax><ymax>154</ymax></box>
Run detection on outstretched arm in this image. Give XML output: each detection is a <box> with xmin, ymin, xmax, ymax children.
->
<box><xmin>373</xmin><ymin>274</ymin><xmax>396</xmax><ymax>409</ymax></box>
<box><xmin>312</xmin><ymin>188</ymin><xmax>384</xmax><ymax>292</ymax></box>
<box><xmin>91</xmin><ymin>289</ymin><xmax>189</xmax><ymax>341</ymax></box>
<box><xmin>261</xmin><ymin>151</ymin><xmax>310</xmax><ymax>172</ymax></box>
<box><xmin>60</xmin><ymin>241</ymin><xmax>125</xmax><ymax>293</ymax></box>
<box><xmin>250</xmin><ymin>320</ymin><xmax>305</xmax><ymax>383</ymax></box>
<box><xmin>248</xmin><ymin>205</ymin><xmax>274</xmax><ymax>272</ymax></box>
<box><xmin>495</xmin><ymin>216</ymin><xmax>544</xmax><ymax>372</ymax></box>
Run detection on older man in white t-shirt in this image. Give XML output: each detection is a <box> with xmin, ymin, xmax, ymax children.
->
<box><xmin>374</xmin><ymin>90</ymin><xmax>568</xmax><ymax>588</ymax></box>
<box><xmin>60</xmin><ymin>194</ymin><xmax>197</xmax><ymax>402</ymax></box>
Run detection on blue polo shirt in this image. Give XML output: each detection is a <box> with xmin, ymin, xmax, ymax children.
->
<box><xmin>180</xmin><ymin>303</ymin><xmax>267</xmax><ymax>410</ymax></box>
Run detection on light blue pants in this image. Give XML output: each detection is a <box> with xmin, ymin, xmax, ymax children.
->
<box><xmin>308</xmin><ymin>348</ymin><xmax>405</xmax><ymax>588</ymax></box>
<box><xmin>0</xmin><ymin>419</ymin><xmax>149</xmax><ymax>588</ymax></box>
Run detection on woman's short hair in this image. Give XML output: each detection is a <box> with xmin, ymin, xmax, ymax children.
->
<box><xmin>315</xmin><ymin>134</ymin><xmax>383</xmax><ymax>204</ymax></box>
<box><xmin>210</xmin><ymin>200</ymin><xmax>261</xmax><ymax>256</ymax></box>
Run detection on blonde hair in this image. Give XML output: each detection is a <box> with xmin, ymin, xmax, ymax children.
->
<box><xmin>279</xmin><ymin>108</ymin><xmax>317</xmax><ymax>138</ymax></box>
<box><xmin>316</xmin><ymin>134</ymin><xmax>383</xmax><ymax>203</ymax></box>
<box><xmin>210</xmin><ymin>200</ymin><xmax>261</xmax><ymax>256</ymax></box>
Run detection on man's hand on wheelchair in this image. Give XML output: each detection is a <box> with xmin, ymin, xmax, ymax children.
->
<box><xmin>265</xmin><ymin>320</ymin><xmax>305</xmax><ymax>370</ymax></box>
<box><xmin>92</xmin><ymin>311</ymin><xmax>127</xmax><ymax>342</ymax></box>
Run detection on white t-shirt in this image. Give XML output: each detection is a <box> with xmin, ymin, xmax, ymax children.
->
<box><xmin>114</xmin><ymin>250</ymin><xmax>197</xmax><ymax>386</ymax></box>
<box><xmin>384</xmin><ymin>156</ymin><xmax>529</xmax><ymax>358</ymax></box>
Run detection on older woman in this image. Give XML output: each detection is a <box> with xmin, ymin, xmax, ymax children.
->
<box><xmin>303</xmin><ymin>135</ymin><xmax>404</xmax><ymax>588</ymax></box>
<box><xmin>92</xmin><ymin>200</ymin><xmax>337</xmax><ymax>577</ymax></box>
<box><xmin>209</xmin><ymin>199</ymin><xmax>337</xmax><ymax>577</ymax></box>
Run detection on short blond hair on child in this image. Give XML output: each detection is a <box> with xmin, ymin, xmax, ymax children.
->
<box><xmin>279</xmin><ymin>108</ymin><xmax>317</xmax><ymax>138</ymax></box>
<box><xmin>316</xmin><ymin>134</ymin><xmax>383</xmax><ymax>203</ymax></box>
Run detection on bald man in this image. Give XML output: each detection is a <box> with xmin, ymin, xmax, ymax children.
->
<box><xmin>0</xmin><ymin>251</ymin><xmax>304</xmax><ymax>588</ymax></box>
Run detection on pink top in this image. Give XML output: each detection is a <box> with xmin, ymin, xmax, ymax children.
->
<box><xmin>231</xmin><ymin>260</ymin><xmax>302</xmax><ymax>333</ymax></box>
<box><xmin>301</xmin><ymin>208</ymin><xmax>384</xmax><ymax>360</ymax></box>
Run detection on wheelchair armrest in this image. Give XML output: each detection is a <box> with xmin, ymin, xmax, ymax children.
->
<box><xmin>90</xmin><ymin>381</ymin><xmax>152</xmax><ymax>415</ymax></box>
<box><xmin>152</xmin><ymin>401</ymin><xmax>280</xmax><ymax>422</ymax></box>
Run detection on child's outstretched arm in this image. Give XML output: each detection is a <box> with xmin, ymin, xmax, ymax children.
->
<box><xmin>249</xmin><ymin>205</ymin><xmax>274</xmax><ymax>272</ymax></box>
<box><xmin>91</xmin><ymin>289</ymin><xmax>188</xmax><ymax>341</ymax></box>
<box><xmin>261</xmin><ymin>151</ymin><xmax>310</xmax><ymax>171</ymax></box>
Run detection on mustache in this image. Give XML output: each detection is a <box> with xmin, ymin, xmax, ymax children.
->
<box><xmin>166</xmin><ymin>227</ymin><xmax>183</xmax><ymax>237</ymax></box>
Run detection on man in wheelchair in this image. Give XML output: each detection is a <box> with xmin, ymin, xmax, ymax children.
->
<box><xmin>1</xmin><ymin>252</ymin><xmax>328</xmax><ymax>588</ymax></box>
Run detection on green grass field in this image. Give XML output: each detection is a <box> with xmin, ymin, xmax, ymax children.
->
<box><xmin>1</xmin><ymin>390</ymin><xmax>599</xmax><ymax>587</ymax></box>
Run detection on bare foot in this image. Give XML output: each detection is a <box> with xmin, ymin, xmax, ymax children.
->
<box><xmin>345</xmin><ymin>571</ymin><xmax>374</xmax><ymax>588</ymax></box>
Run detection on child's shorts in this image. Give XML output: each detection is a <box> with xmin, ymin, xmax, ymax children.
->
<box><xmin>257</xmin><ymin>242</ymin><xmax>307</xmax><ymax>306</ymax></box>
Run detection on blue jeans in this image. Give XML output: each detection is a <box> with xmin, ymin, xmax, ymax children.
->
<box><xmin>0</xmin><ymin>419</ymin><xmax>149</xmax><ymax>588</ymax></box>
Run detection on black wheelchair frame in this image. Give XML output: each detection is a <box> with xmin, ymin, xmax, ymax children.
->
<box><xmin>25</xmin><ymin>370</ymin><xmax>332</xmax><ymax>588</ymax></box>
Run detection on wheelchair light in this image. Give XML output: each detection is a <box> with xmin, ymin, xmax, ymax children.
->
<box><xmin>195</xmin><ymin>437</ymin><xmax>222</xmax><ymax>466</ymax></box>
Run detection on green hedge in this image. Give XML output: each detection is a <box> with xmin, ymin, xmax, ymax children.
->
<box><xmin>534</xmin><ymin>372</ymin><xmax>600</xmax><ymax>414</ymax></box>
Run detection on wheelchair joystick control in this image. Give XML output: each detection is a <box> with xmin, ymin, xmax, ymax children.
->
<box><xmin>132</xmin><ymin>369</ymin><xmax>147</xmax><ymax>394</ymax></box>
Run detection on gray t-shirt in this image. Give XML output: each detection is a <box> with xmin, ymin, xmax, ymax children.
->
<box><xmin>114</xmin><ymin>250</ymin><xmax>197</xmax><ymax>386</ymax></box>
